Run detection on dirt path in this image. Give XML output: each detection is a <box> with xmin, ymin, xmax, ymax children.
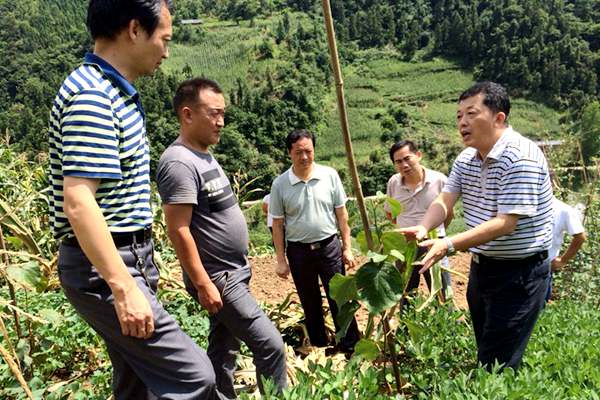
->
<box><xmin>248</xmin><ymin>252</ymin><xmax>471</xmax><ymax>310</ymax></box>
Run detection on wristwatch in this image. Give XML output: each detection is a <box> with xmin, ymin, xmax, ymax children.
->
<box><xmin>444</xmin><ymin>237</ymin><xmax>456</xmax><ymax>255</ymax></box>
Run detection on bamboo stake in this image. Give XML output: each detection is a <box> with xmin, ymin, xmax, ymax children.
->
<box><xmin>320</xmin><ymin>2</ymin><xmax>407</xmax><ymax>395</ymax></box>
<box><xmin>321</xmin><ymin>0</ymin><xmax>373</xmax><ymax>249</ymax></box>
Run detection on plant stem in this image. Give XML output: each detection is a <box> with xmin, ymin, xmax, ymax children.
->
<box><xmin>0</xmin><ymin>315</ymin><xmax>33</xmax><ymax>399</ymax></box>
<box><xmin>0</xmin><ymin>344</ymin><xmax>34</xmax><ymax>399</ymax></box>
<box><xmin>0</xmin><ymin>225</ymin><xmax>22</xmax><ymax>338</ymax></box>
<box><xmin>382</xmin><ymin>314</ymin><xmax>402</xmax><ymax>394</ymax></box>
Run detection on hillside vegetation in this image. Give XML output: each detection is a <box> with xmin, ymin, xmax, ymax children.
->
<box><xmin>1</xmin><ymin>0</ymin><xmax>598</xmax><ymax>195</ymax></box>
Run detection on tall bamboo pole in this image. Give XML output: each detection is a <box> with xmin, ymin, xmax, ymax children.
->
<box><xmin>321</xmin><ymin>0</ymin><xmax>373</xmax><ymax>249</ymax></box>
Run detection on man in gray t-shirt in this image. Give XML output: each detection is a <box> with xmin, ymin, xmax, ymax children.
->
<box><xmin>156</xmin><ymin>78</ymin><xmax>287</xmax><ymax>398</ymax></box>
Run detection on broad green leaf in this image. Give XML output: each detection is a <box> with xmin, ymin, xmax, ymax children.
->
<box><xmin>404</xmin><ymin>319</ymin><xmax>425</xmax><ymax>345</ymax></box>
<box><xmin>366</xmin><ymin>250</ymin><xmax>387</xmax><ymax>263</ymax></box>
<box><xmin>389</xmin><ymin>249</ymin><xmax>405</xmax><ymax>262</ymax></box>
<box><xmin>356</xmin><ymin>230</ymin><xmax>380</xmax><ymax>254</ymax></box>
<box><xmin>386</xmin><ymin>197</ymin><xmax>403</xmax><ymax>219</ymax></box>
<box><xmin>355</xmin><ymin>261</ymin><xmax>404</xmax><ymax>314</ymax></box>
<box><xmin>374</xmin><ymin>191</ymin><xmax>387</xmax><ymax>200</ymax></box>
<box><xmin>7</xmin><ymin>261</ymin><xmax>43</xmax><ymax>292</ymax></box>
<box><xmin>417</xmin><ymin>262</ymin><xmax>444</xmax><ymax>311</ymax></box>
<box><xmin>356</xmin><ymin>230</ymin><xmax>369</xmax><ymax>253</ymax></box>
<box><xmin>400</xmin><ymin>261</ymin><xmax>414</xmax><ymax>292</ymax></box>
<box><xmin>427</xmin><ymin>229</ymin><xmax>438</xmax><ymax>240</ymax></box>
<box><xmin>335</xmin><ymin>301</ymin><xmax>360</xmax><ymax>342</ymax></box>
<box><xmin>354</xmin><ymin>339</ymin><xmax>380</xmax><ymax>361</ymax></box>
<box><xmin>381</xmin><ymin>231</ymin><xmax>409</xmax><ymax>255</ymax></box>
<box><xmin>329</xmin><ymin>273</ymin><xmax>358</xmax><ymax>308</ymax></box>
<box><xmin>38</xmin><ymin>308</ymin><xmax>62</xmax><ymax>324</ymax></box>
<box><xmin>403</xmin><ymin>241</ymin><xmax>418</xmax><ymax>269</ymax></box>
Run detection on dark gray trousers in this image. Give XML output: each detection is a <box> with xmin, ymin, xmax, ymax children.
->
<box><xmin>184</xmin><ymin>266</ymin><xmax>288</xmax><ymax>399</ymax></box>
<box><xmin>58</xmin><ymin>239</ymin><xmax>223</xmax><ymax>400</ymax></box>
<box><xmin>467</xmin><ymin>252</ymin><xmax>550</xmax><ymax>371</ymax></box>
<box><xmin>286</xmin><ymin>236</ymin><xmax>361</xmax><ymax>350</ymax></box>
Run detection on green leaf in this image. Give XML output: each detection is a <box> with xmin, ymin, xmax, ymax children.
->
<box><xmin>403</xmin><ymin>241</ymin><xmax>418</xmax><ymax>268</ymax></box>
<box><xmin>356</xmin><ymin>230</ymin><xmax>369</xmax><ymax>253</ymax></box>
<box><xmin>381</xmin><ymin>231</ymin><xmax>409</xmax><ymax>256</ymax></box>
<box><xmin>329</xmin><ymin>273</ymin><xmax>358</xmax><ymax>308</ymax></box>
<box><xmin>38</xmin><ymin>309</ymin><xmax>62</xmax><ymax>324</ymax></box>
<box><xmin>386</xmin><ymin>196</ymin><xmax>403</xmax><ymax>219</ymax></box>
<box><xmin>7</xmin><ymin>261</ymin><xmax>43</xmax><ymax>292</ymax></box>
<box><xmin>404</xmin><ymin>319</ymin><xmax>425</xmax><ymax>345</ymax></box>
<box><xmin>389</xmin><ymin>249</ymin><xmax>405</xmax><ymax>262</ymax></box>
<box><xmin>335</xmin><ymin>301</ymin><xmax>360</xmax><ymax>342</ymax></box>
<box><xmin>354</xmin><ymin>339</ymin><xmax>379</xmax><ymax>361</ymax></box>
<box><xmin>366</xmin><ymin>250</ymin><xmax>387</xmax><ymax>263</ymax></box>
<box><xmin>355</xmin><ymin>261</ymin><xmax>404</xmax><ymax>314</ymax></box>
<box><xmin>356</xmin><ymin>230</ymin><xmax>380</xmax><ymax>254</ymax></box>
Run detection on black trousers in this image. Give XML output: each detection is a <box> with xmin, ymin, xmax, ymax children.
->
<box><xmin>286</xmin><ymin>236</ymin><xmax>360</xmax><ymax>349</ymax></box>
<box><xmin>467</xmin><ymin>252</ymin><xmax>550</xmax><ymax>371</ymax></box>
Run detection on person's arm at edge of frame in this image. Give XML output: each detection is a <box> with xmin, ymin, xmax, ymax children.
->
<box><xmin>261</xmin><ymin>200</ymin><xmax>269</xmax><ymax>219</ymax></box>
<box><xmin>162</xmin><ymin>203</ymin><xmax>223</xmax><ymax>314</ymax></box>
<box><xmin>272</xmin><ymin>218</ymin><xmax>289</xmax><ymax>278</ymax></box>
<box><xmin>63</xmin><ymin>176</ymin><xmax>154</xmax><ymax>339</ymax></box>
<box><xmin>552</xmin><ymin>231</ymin><xmax>586</xmax><ymax>271</ymax></box>
<box><xmin>335</xmin><ymin>205</ymin><xmax>355</xmax><ymax>269</ymax></box>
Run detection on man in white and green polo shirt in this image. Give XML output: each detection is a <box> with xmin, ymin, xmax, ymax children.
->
<box><xmin>270</xmin><ymin>129</ymin><xmax>360</xmax><ymax>356</ymax></box>
<box><xmin>49</xmin><ymin>1</ymin><xmax>222</xmax><ymax>398</ymax></box>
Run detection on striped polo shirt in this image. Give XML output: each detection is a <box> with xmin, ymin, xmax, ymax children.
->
<box><xmin>49</xmin><ymin>53</ymin><xmax>152</xmax><ymax>239</ymax></box>
<box><xmin>443</xmin><ymin>127</ymin><xmax>553</xmax><ymax>258</ymax></box>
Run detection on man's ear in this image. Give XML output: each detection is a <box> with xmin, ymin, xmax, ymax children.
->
<box><xmin>127</xmin><ymin>19</ymin><xmax>141</xmax><ymax>41</ymax></box>
<box><xmin>494</xmin><ymin>111</ymin><xmax>507</xmax><ymax>127</ymax></box>
<box><xmin>181</xmin><ymin>106</ymin><xmax>193</xmax><ymax>124</ymax></box>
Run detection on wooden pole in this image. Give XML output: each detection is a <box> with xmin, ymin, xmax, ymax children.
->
<box><xmin>321</xmin><ymin>0</ymin><xmax>373</xmax><ymax>249</ymax></box>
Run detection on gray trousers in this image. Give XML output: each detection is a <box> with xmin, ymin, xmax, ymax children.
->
<box><xmin>58</xmin><ymin>239</ymin><xmax>223</xmax><ymax>400</ymax></box>
<box><xmin>184</xmin><ymin>266</ymin><xmax>288</xmax><ymax>399</ymax></box>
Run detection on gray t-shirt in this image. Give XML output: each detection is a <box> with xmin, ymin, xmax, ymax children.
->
<box><xmin>156</xmin><ymin>141</ymin><xmax>249</xmax><ymax>277</ymax></box>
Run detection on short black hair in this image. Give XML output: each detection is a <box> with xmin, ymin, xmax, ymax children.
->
<box><xmin>172</xmin><ymin>78</ymin><xmax>223</xmax><ymax>119</ymax></box>
<box><xmin>286</xmin><ymin>129</ymin><xmax>315</xmax><ymax>152</ymax></box>
<box><xmin>87</xmin><ymin>0</ymin><xmax>173</xmax><ymax>40</ymax></box>
<box><xmin>459</xmin><ymin>81</ymin><xmax>510</xmax><ymax>123</ymax></box>
<box><xmin>389</xmin><ymin>140</ymin><xmax>418</xmax><ymax>161</ymax></box>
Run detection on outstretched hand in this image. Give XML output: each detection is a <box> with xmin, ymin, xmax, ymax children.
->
<box><xmin>415</xmin><ymin>238</ymin><xmax>448</xmax><ymax>274</ymax></box>
<box><xmin>397</xmin><ymin>225</ymin><xmax>428</xmax><ymax>242</ymax></box>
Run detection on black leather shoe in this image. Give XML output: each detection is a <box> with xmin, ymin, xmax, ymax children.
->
<box><xmin>325</xmin><ymin>344</ymin><xmax>354</xmax><ymax>359</ymax></box>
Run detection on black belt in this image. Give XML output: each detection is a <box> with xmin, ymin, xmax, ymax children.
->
<box><xmin>62</xmin><ymin>226</ymin><xmax>153</xmax><ymax>248</ymax></box>
<box><xmin>287</xmin><ymin>234</ymin><xmax>337</xmax><ymax>251</ymax></box>
<box><xmin>472</xmin><ymin>250</ymin><xmax>548</xmax><ymax>266</ymax></box>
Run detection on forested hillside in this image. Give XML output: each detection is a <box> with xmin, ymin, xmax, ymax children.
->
<box><xmin>0</xmin><ymin>0</ymin><xmax>598</xmax><ymax>193</ymax></box>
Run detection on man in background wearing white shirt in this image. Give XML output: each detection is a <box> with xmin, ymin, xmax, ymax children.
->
<box><xmin>547</xmin><ymin>196</ymin><xmax>586</xmax><ymax>300</ymax></box>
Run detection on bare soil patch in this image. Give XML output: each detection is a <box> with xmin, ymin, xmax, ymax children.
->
<box><xmin>248</xmin><ymin>252</ymin><xmax>472</xmax><ymax>310</ymax></box>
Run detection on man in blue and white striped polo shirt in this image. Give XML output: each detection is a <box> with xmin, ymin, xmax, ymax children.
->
<box><xmin>49</xmin><ymin>1</ymin><xmax>223</xmax><ymax>398</ymax></box>
<box><xmin>401</xmin><ymin>82</ymin><xmax>553</xmax><ymax>371</ymax></box>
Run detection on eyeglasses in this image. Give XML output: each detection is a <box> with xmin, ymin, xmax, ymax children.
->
<box><xmin>203</xmin><ymin>107</ymin><xmax>225</xmax><ymax>119</ymax></box>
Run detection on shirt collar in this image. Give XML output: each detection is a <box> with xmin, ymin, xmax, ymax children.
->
<box><xmin>400</xmin><ymin>166</ymin><xmax>432</xmax><ymax>187</ymax></box>
<box><xmin>83</xmin><ymin>52</ymin><xmax>138</xmax><ymax>99</ymax></box>
<box><xmin>470</xmin><ymin>126</ymin><xmax>515</xmax><ymax>162</ymax></box>
<box><xmin>288</xmin><ymin>163</ymin><xmax>324</xmax><ymax>185</ymax></box>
